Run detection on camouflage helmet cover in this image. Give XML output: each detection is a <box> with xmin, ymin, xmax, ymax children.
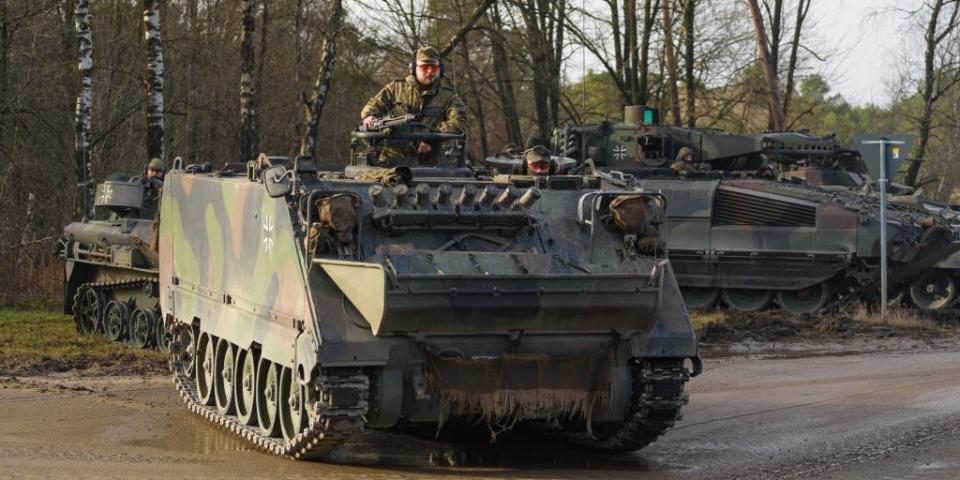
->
<box><xmin>415</xmin><ymin>46</ymin><xmax>440</xmax><ymax>64</ymax></box>
<box><xmin>148</xmin><ymin>158</ymin><xmax>167</xmax><ymax>171</ymax></box>
<box><xmin>676</xmin><ymin>147</ymin><xmax>694</xmax><ymax>162</ymax></box>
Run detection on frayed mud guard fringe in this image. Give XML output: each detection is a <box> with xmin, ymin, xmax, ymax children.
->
<box><xmin>424</xmin><ymin>348</ymin><xmax>615</xmax><ymax>440</ymax></box>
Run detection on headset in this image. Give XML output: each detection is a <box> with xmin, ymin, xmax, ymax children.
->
<box><xmin>410</xmin><ymin>60</ymin><xmax>445</xmax><ymax>78</ymax></box>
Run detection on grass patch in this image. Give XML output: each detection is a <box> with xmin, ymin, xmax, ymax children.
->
<box><xmin>0</xmin><ymin>308</ymin><xmax>167</xmax><ymax>376</ymax></box>
<box><xmin>850</xmin><ymin>304</ymin><xmax>938</xmax><ymax>329</ymax></box>
<box><xmin>689</xmin><ymin>310</ymin><xmax>728</xmax><ymax>330</ymax></box>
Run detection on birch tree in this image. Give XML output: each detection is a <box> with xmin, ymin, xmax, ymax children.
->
<box><xmin>661</xmin><ymin>0</ymin><xmax>681</xmax><ymax>125</ymax></box>
<box><xmin>143</xmin><ymin>0</ymin><xmax>165</xmax><ymax>162</ymax></box>
<box><xmin>239</xmin><ymin>0</ymin><xmax>258</xmax><ymax>162</ymax></box>
<box><xmin>301</xmin><ymin>0</ymin><xmax>343</xmax><ymax>158</ymax></box>
<box><xmin>74</xmin><ymin>0</ymin><xmax>94</xmax><ymax>219</ymax></box>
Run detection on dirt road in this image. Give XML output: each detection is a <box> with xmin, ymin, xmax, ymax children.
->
<box><xmin>2</xmin><ymin>348</ymin><xmax>959</xmax><ymax>479</ymax></box>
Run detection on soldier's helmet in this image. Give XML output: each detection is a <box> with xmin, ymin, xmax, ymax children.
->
<box><xmin>676</xmin><ymin>147</ymin><xmax>694</xmax><ymax>163</ymax></box>
<box><xmin>148</xmin><ymin>158</ymin><xmax>167</xmax><ymax>172</ymax></box>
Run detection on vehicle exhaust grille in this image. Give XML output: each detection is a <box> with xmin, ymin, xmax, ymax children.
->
<box><xmin>714</xmin><ymin>186</ymin><xmax>816</xmax><ymax>226</ymax></box>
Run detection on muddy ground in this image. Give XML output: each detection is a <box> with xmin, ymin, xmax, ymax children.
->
<box><xmin>1</xmin><ymin>313</ymin><xmax>959</xmax><ymax>479</ymax></box>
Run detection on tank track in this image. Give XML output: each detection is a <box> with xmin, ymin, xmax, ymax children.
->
<box><xmin>543</xmin><ymin>358</ymin><xmax>689</xmax><ymax>452</ymax></box>
<box><xmin>170</xmin><ymin>344</ymin><xmax>369</xmax><ymax>460</ymax></box>
<box><xmin>72</xmin><ymin>278</ymin><xmax>157</xmax><ymax>334</ymax></box>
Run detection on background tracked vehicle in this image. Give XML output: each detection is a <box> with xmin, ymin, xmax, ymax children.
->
<box><xmin>160</xmin><ymin>153</ymin><xmax>701</xmax><ymax>460</ymax></box>
<box><xmin>550</xmin><ymin>107</ymin><xmax>960</xmax><ymax>314</ymax></box>
<box><xmin>59</xmin><ymin>177</ymin><xmax>168</xmax><ymax>350</ymax></box>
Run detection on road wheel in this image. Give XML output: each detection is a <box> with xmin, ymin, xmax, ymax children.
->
<box><xmin>722</xmin><ymin>289</ymin><xmax>773</xmax><ymax>312</ymax></box>
<box><xmin>910</xmin><ymin>270</ymin><xmax>957</xmax><ymax>311</ymax></box>
<box><xmin>102</xmin><ymin>301</ymin><xmax>129</xmax><ymax>342</ymax></box>
<box><xmin>195</xmin><ymin>332</ymin><xmax>216</xmax><ymax>406</ymax></box>
<box><xmin>235</xmin><ymin>348</ymin><xmax>258</xmax><ymax>426</ymax></box>
<box><xmin>256</xmin><ymin>357</ymin><xmax>281</xmax><ymax>437</ymax></box>
<box><xmin>279</xmin><ymin>366</ymin><xmax>307</xmax><ymax>443</ymax></box>
<box><xmin>73</xmin><ymin>286</ymin><xmax>103</xmax><ymax>335</ymax></box>
<box><xmin>778</xmin><ymin>283</ymin><xmax>832</xmax><ymax>315</ymax></box>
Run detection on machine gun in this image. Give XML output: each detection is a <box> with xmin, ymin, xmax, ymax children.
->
<box><xmin>363</xmin><ymin>114</ymin><xmax>416</xmax><ymax>132</ymax></box>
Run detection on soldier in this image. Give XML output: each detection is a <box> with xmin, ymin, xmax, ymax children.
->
<box><xmin>671</xmin><ymin>147</ymin><xmax>702</xmax><ymax>172</ymax></box>
<box><xmin>360</xmin><ymin>46</ymin><xmax>467</xmax><ymax>165</ymax></box>
<box><xmin>146</xmin><ymin>158</ymin><xmax>166</xmax><ymax>182</ymax></box>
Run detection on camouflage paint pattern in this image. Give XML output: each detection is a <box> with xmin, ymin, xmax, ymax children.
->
<box><xmin>158</xmin><ymin>166</ymin><xmax>699</xmax><ymax>424</ymax></box>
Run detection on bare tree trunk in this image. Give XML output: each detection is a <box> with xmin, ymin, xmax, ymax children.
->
<box><xmin>746</xmin><ymin>0</ymin><xmax>786</xmax><ymax>130</ymax></box>
<box><xmin>625</xmin><ymin>0</ymin><xmax>640</xmax><ymax>104</ymax></box>
<box><xmin>782</xmin><ymin>0</ymin><xmax>810</xmax><ymax>120</ymax></box>
<box><xmin>74</xmin><ymin>0</ymin><xmax>94</xmax><ymax>219</ymax></box>
<box><xmin>661</xmin><ymin>0</ymin><xmax>681</xmax><ymax>125</ymax></box>
<box><xmin>609</xmin><ymin>0</ymin><xmax>625</xmax><ymax>104</ymax></box>
<box><xmin>550</xmin><ymin>0</ymin><xmax>565</xmax><ymax>129</ymax></box>
<box><xmin>638</xmin><ymin>0</ymin><xmax>655</xmax><ymax>105</ymax></box>
<box><xmin>143</xmin><ymin>0</ymin><xmax>165</xmax><ymax>162</ymax></box>
<box><xmin>904</xmin><ymin>0</ymin><xmax>959</xmax><ymax>187</ymax></box>
<box><xmin>763</xmin><ymin>0</ymin><xmax>783</xmax><ymax>129</ymax></box>
<box><xmin>293</xmin><ymin>0</ymin><xmax>304</xmax><ymax>149</ymax></box>
<box><xmin>301</xmin><ymin>0</ymin><xmax>343</xmax><ymax>159</ymax></box>
<box><xmin>438</xmin><ymin>0</ymin><xmax>496</xmax><ymax>58</ymax></box>
<box><xmin>239</xmin><ymin>0</ymin><xmax>258</xmax><ymax>162</ymax></box>
<box><xmin>682</xmin><ymin>0</ymin><xmax>695</xmax><ymax>126</ymax></box>
<box><xmin>518</xmin><ymin>0</ymin><xmax>552</xmax><ymax>138</ymax></box>
<box><xmin>489</xmin><ymin>3</ymin><xmax>523</xmax><ymax>146</ymax></box>
<box><xmin>186</xmin><ymin>0</ymin><xmax>199</xmax><ymax>162</ymax></box>
<box><xmin>459</xmin><ymin>33</ymin><xmax>487</xmax><ymax>158</ymax></box>
<box><xmin>0</xmin><ymin>0</ymin><xmax>9</xmax><ymax>155</ymax></box>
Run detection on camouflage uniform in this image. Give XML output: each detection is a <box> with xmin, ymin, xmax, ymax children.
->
<box><xmin>360</xmin><ymin>47</ymin><xmax>467</xmax><ymax>164</ymax></box>
<box><xmin>670</xmin><ymin>147</ymin><xmax>702</xmax><ymax>172</ymax></box>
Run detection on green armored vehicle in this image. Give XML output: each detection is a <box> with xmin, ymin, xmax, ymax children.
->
<box><xmin>551</xmin><ymin>107</ymin><xmax>960</xmax><ymax>314</ymax></box>
<box><xmin>160</xmin><ymin>147</ymin><xmax>700</xmax><ymax>459</ymax></box>
<box><xmin>59</xmin><ymin>177</ymin><xmax>168</xmax><ymax>349</ymax></box>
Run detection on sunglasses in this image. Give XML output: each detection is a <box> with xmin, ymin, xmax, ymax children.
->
<box><xmin>416</xmin><ymin>63</ymin><xmax>440</xmax><ymax>73</ymax></box>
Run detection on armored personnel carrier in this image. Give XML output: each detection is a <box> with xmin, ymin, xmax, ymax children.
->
<box><xmin>160</xmin><ymin>133</ymin><xmax>700</xmax><ymax>459</ymax></box>
<box><xmin>59</xmin><ymin>177</ymin><xmax>168</xmax><ymax>349</ymax></box>
<box><xmin>550</xmin><ymin>107</ymin><xmax>960</xmax><ymax>314</ymax></box>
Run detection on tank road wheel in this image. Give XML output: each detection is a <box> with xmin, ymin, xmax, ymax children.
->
<box><xmin>680</xmin><ymin>287</ymin><xmax>721</xmax><ymax>310</ymax></box>
<box><xmin>910</xmin><ymin>270</ymin><xmax>957</xmax><ymax>311</ymax></box>
<box><xmin>214</xmin><ymin>339</ymin><xmax>237</xmax><ymax>415</ymax></box>
<box><xmin>279</xmin><ymin>366</ymin><xmax>307</xmax><ymax>443</ymax></box>
<box><xmin>129</xmin><ymin>308</ymin><xmax>156</xmax><ymax>349</ymax></box>
<box><xmin>256</xmin><ymin>358</ymin><xmax>281</xmax><ymax>437</ymax></box>
<box><xmin>195</xmin><ymin>333</ymin><xmax>217</xmax><ymax>406</ymax></box>
<box><xmin>722</xmin><ymin>289</ymin><xmax>773</xmax><ymax>312</ymax></box>
<box><xmin>174</xmin><ymin>325</ymin><xmax>197</xmax><ymax>378</ymax></box>
<box><xmin>102</xmin><ymin>301</ymin><xmax>129</xmax><ymax>342</ymax></box>
<box><xmin>73</xmin><ymin>286</ymin><xmax>103</xmax><ymax>336</ymax></box>
<box><xmin>155</xmin><ymin>315</ymin><xmax>172</xmax><ymax>353</ymax></box>
<box><xmin>777</xmin><ymin>283</ymin><xmax>832</xmax><ymax>315</ymax></box>
<box><xmin>234</xmin><ymin>348</ymin><xmax>258</xmax><ymax>426</ymax></box>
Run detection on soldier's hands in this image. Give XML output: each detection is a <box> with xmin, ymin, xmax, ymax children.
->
<box><xmin>418</xmin><ymin>142</ymin><xmax>432</xmax><ymax>154</ymax></box>
<box><xmin>362</xmin><ymin>116</ymin><xmax>376</xmax><ymax>130</ymax></box>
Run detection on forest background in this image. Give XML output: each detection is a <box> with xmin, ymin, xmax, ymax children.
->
<box><xmin>0</xmin><ymin>0</ymin><xmax>958</xmax><ymax>304</ymax></box>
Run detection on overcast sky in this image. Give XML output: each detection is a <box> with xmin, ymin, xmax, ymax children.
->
<box><xmin>816</xmin><ymin>0</ymin><xmax>918</xmax><ymax>106</ymax></box>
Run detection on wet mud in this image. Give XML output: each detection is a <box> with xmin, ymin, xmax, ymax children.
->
<box><xmin>3</xmin><ymin>347</ymin><xmax>960</xmax><ymax>479</ymax></box>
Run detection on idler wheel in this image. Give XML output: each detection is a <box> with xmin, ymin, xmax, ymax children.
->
<box><xmin>256</xmin><ymin>357</ymin><xmax>281</xmax><ymax>437</ymax></box>
<box><xmin>235</xmin><ymin>348</ymin><xmax>258</xmax><ymax>426</ymax></box>
<box><xmin>680</xmin><ymin>288</ymin><xmax>720</xmax><ymax>310</ymax></box>
<box><xmin>195</xmin><ymin>332</ymin><xmax>217</xmax><ymax>406</ymax></box>
<box><xmin>214</xmin><ymin>338</ymin><xmax>237</xmax><ymax>415</ymax></box>
<box><xmin>722</xmin><ymin>289</ymin><xmax>773</xmax><ymax>312</ymax></box>
<box><xmin>129</xmin><ymin>308</ymin><xmax>156</xmax><ymax>349</ymax></box>
<box><xmin>777</xmin><ymin>283</ymin><xmax>832</xmax><ymax>315</ymax></box>
<box><xmin>910</xmin><ymin>270</ymin><xmax>957</xmax><ymax>311</ymax></box>
<box><xmin>73</xmin><ymin>286</ymin><xmax>103</xmax><ymax>335</ymax></box>
<box><xmin>279</xmin><ymin>366</ymin><xmax>307</xmax><ymax>443</ymax></box>
<box><xmin>102</xmin><ymin>301</ymin><xmax>129</xmax><ymax>342</ymax></box>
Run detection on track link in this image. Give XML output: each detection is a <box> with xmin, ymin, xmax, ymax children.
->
<box><xmin>545</xmin><ymin>358</ymin><xmax>690</xmax><ymax>452</ymax></box>
<box><xmin>170</xmin><ymin>329</ymin><xmax>368</xmax><ymax>460</ymax></box>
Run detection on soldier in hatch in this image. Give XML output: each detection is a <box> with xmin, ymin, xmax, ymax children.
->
<box><xmin>670</xmin><ymin>147</ymin><xmax>703</xmax><ymax>172</ymax></box>
<box><xmin>360</xmin><ymin>46</ymin><xmax>467</xmax><ymax>165</ymax></box>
